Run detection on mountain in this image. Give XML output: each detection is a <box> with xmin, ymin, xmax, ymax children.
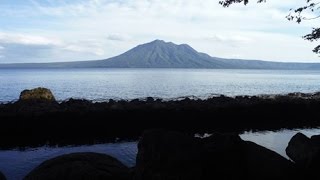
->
<box><xmin>1</xmin><ymin>39</ymin><xmax>320</xmax><ymax>69</ymax></box>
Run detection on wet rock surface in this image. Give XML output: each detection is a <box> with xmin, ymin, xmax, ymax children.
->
<box><xmin>24</xmin><ymin>152</ymin><xmax>130</xmax><ymax>180</ymax></box>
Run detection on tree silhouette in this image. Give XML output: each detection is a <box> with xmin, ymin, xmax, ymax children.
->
<box><xmin>220</xmin><ymin>0</ymin><xmax>320</xmax><ymax>54</ymax></box>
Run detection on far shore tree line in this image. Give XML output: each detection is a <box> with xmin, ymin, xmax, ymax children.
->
<box><xmin>220</xmin><ymin>0</ymin><xmax>320</xmax><ymax>55</ymax></box>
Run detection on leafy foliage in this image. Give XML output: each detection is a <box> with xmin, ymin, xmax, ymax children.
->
<box><xmin>219</xmin><ymin>0</ymin><xmax>265</xmax><ymax>7</ymax></box>
<box><xmin>220</xmin><ymin>0</ymin><xmax>320</xmax><ymax>54</ymax></box>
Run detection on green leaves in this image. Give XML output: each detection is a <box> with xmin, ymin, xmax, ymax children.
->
<box><xmin>219</xmin><ymin>0</ymin><xmax>265</xmax><ymax>7</ymax></box>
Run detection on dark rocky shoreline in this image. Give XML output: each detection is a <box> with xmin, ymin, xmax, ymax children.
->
<box><xmin>1</xmin><ymin>88</ymin><xmax>320</xmax><ymax>149</ymax></box>
<box><xmin>1</xmin><ymin>129</ymin><xmax>319</xmax><ymax>180</ymax></box>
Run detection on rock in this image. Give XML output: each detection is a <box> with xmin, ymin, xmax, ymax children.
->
<box><xmin>286</xmin><ymin>133</ymin><xmax>311</xmax><ymax>165</ymax></box>
<box><xmin>135</xmin><ymin>129</ymin><xmax>294</xmax><ymax>180</ymax></box>
<box><xmin>200</xmin><ymin>133</ymin><xmax>247</xmax><ymax>179</ymax></box>
<box><xmin>135</xmin><ymin>129</ymin><xmax>202</xmax><ymax>180</ymax></box>
<box><xmin>146</xmin><ymin>97</ymin><xmax>154</xmax><ymax>103</ymax></box>
<box><xmin>24</xmin><ymin>152</ymin><xmax>130</xmax><ymax>180</ymax></box>
<box><xmin>0</xmin><ymin>171</ymin><xmax>6</xmax><ymax>180</ymax></box>
<box><xmin>19</xmin><ymin>87</ymin><xmax>56</xmax><ymax>102</ymax></box>
<box><xmin>61</xmin><ymin>98</ymin><xmax>93</xmax><ymax>112</ymax></box>
<box><xmin>201</xmin><ymin>133</ymin><xmax>294</xmax><ymax>180</ymax></box>
<box><xmin>243</xmin><ymin>141</ymin><xmax>294</xmax><ymax>180</ymax></box>
<box><xmin>13</xmin><ymin>87</ymin><xmax>58</xmax><ymax>113</ymax></box>
<box><xmin>286</xmin><ymin>132</ymin><xmax>320</xmax><ymax>169</ymax></box>
<box><xmin>310</xmin><ymin>134</ymin><xmax>320</xmax><ymax>144</ymax></box>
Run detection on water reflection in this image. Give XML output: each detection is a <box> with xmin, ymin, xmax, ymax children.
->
<box><xmin>240</xmin><ymin>128</ymin><xmax>320</xmax><ymax>159</ymax></box>
<box><xmin>0</xmin><ymin>142</ymin><xmax>137</xmax><ymax>180</ymax></box>
<box><xmin>0</xmin><ymin>128</ymin><xmax>320</xmax><ymax>180</ymax></box>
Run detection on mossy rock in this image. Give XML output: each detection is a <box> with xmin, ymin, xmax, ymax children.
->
<box><xmin>19</xmin><ymin>87</ymin><xmax>56</xmax><ymax>102</ymax></box>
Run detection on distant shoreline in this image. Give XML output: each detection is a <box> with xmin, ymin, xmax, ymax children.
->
<box><xmin>1</xmin><ymin>66</ymin><xmax>320</xmax><ymax>70</ymax></box>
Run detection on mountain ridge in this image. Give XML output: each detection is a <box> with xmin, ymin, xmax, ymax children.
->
<box><xmin>0</xmin><ymin>40</ymin><xmax>320</xmax><ymax>69</ymax></box>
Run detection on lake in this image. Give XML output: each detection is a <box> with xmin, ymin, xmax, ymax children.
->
<box><xmin>0</xmin><ymin>128</ymin><xmax>319</xmax><ymax>180</ymax></box>
<box><xmin>1</xmin><ymin>68</ymin><xmax>320</xmax><ymax>102</ymax></box>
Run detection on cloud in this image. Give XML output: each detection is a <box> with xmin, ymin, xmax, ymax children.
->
<box><xmin>195</xmin><ymin>31</ymin><xmax>319</xmax><ymax>62</ymax></box>
<box><xmin>63</xmin><ymin>44</ymin><xmax>105</xmax><ymax>56</ymax></box>
<box><xmin>0</xmin><ymin>0</ymin><xmax>319</xmax><ymax>63</ymax></box>
<box><xmin>0</xmin><ymin>43</ymin><xmax>56</xmax><ymax>63</ymax></box>
<box><xmin>0</xmin><ymin>46</ymin><xmax>4</xmax><ymax>60</ymax></box>
<box><xmin>209</xmin><ymin>34</ymin><xmax>254</xmax><ymax>47</ymax></box>
<box><xmin>0</xmin><ymin>33</ymin><xmax>60</xmax><ymax>62</ymax></box>
<box><xmin>0</xmin><ymin>32</ymin><xmax>107</xmax><ymax>62</ymax></box>
<box><xmin>0</xmin><ymin>32</ymin><xmax>61</xmax><ymax>46</ymax></box>
<box><xmin>107</xmin><ymin>34</ymin><xmax>130</xmax><ymax>41</ymax></box>
<box><xmin>0</xmin><ymin>45</ymin><xmax>4</xmax><ymax>58</ymax></box>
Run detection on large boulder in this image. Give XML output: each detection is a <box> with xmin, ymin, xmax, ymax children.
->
<box><xmin>200</xmin><ymin>133</ymin><xmax>246</xmax><ymax>179</ymax></box>
<box><xmin>286</xmin><ymin>132</ymin><xmax>320</xmax><ymax>169</ymax></box>
<box><xmin>135</xmin><ymin>129</ymin><xmax>202</xmax><ymax>180</ymax></box>
<box><xmin>14</xmin><ymin>87</ymin><xmax>58</xmax><ymax>113</ymax></box>
<box><xmin>135</xmin><ymin>130</ymin><xmax>294</xmax><ymax>180</ymax></box>
<box><xmin>201</xmin><ymin>133</ymin><xmax>294</xmax><ymax>180</ymax></box>
<box><xmin>19</xmin><ymin>87</ymin><xmax>56</xmax><ymax>102</ymax></box>
<box><xmin>24</xmin><ymin>152</ymin><xmax>130</xmax><ymax>180</ymax></box>
<box><xmin>0</xmin><ymin>171</ymin><xmax>6</xmax><ymax>180</ymax></box>
<box><xmin>242</xmin><ymin>141</ymin><xmax>294</xmax><ymax>179</ymax></box>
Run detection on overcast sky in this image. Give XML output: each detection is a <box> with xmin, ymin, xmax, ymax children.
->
<box><xmin>0</xmin><ymin>0</ymin><xmax>319</xmax><ymax>63</ymax></box>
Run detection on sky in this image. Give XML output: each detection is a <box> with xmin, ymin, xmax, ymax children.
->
<box><xmin>0</xmin><ymin>0</ymin><xmax>319</xmax><ymax>63</ymax></box>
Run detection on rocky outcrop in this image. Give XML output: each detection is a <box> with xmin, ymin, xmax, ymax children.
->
<box><xmin>0</xmin><ymin>171</ymin><xmax>6</xmax><ymax>180</ymax></box>
<box><xmin>135</xmin><ymin>129</ymin><xmax>202</xmax><ymax>180</ymax></box>
<box><xmin>201</xmin><ymin>133</ymin><xmax>294</xmax><ymax>180</ymax></box>
<box><xmin>286</xmin><ymin>132</ymin><xmax>320</xmax><ymax>169</ymax></box>
<box><xmin>242</xmin><ymin>141</ymin><xmax>294</xmax><ymax>179</ymax></box>
<box><xmin>10</xmin><ymin>87</ymin><xmax>59</xmax><ymax>113</ymax></box>
<box><xmin>2</xmin><ymin>87</ymin><xmax>320</xmax><ymax>149</ymax></box>
<box><xmin>200</xmin><ymin>133</ymin><xmax>246</xmax><ymax>179</ymax></box>
<box><xmin>19</xmin><ymin>87</ymin><xmax>56</xmax><ymax>102</ymax></box>
<box><xmin>24</xmin><ymin>152</ymin><xmax>130</xmax><ymax>180</ymax></box>
<box><xmin>135</xmin><ymin>130</ymin><xmax>294</xmax><ymax>180</ymax></box>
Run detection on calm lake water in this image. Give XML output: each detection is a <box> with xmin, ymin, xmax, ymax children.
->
<box><xmin>0</xmin><ymin>129</ymin><xmax>319</xmax><ymax>180</ymax></box>
<box><xmin>1</xmin><ymin>68</ymin><xmax>320</xmax><ymax>102</ymax></box>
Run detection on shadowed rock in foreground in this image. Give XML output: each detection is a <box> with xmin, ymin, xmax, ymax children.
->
<box><xmin>0</xmin><ymin>171</ymin><xmax>6</xmax><ymax>180</ymax></box>
<box><xmin>135</xmin><ymin>130</ymin><xmax>294</xmax><ymax>180</ymax></box>
<box><xmin>24</xmin><ymin>152</ymin><xmax>130</xmax><ymax>180</ymax></box>
<box><xmin>286</xmin><ymin>132</ymin><xmax>320</xmax><ymax>178</ymax></box>
<box><xmin>22</xmin><ymin>130</ymin><xmax>299</xmax><ymax>180</ymax></box>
